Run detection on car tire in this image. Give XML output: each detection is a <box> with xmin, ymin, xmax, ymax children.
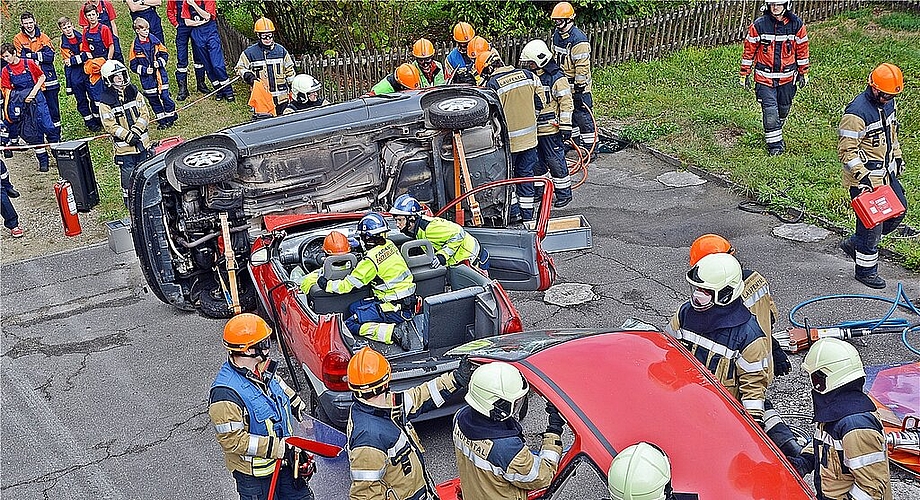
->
<box><xmin>199</xmin><ymin>282</ymin><xmax>258</xmax><ymax>319</ymax></box>
<box><xmin>172</xmin><ymin>145</ymin><xmax>237</xmax><ymax>186</ymax></box>
<box><xmin>428</xmin><ymin>96</ymin><xmax>489</xmax><ymax>130</ymax></box>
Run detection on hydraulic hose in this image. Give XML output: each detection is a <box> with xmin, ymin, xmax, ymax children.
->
<box><xmin>564</xmin><ymin>105</ymin><xmax>598</xmax><ymax>190</ymax></box>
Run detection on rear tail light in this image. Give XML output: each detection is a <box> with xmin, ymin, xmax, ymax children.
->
<box><xmin>503</xmin><ymin>315</ymin><xmax>523</xmax><ymax>334</ymax></box>
<box><xmin>322</xmin><ymin>351</ymin><xmax>350</xmax><ymax>392</ymax></box>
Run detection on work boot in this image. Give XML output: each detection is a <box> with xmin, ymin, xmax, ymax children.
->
<box><xmin>553</xmin><ymin>197</ymin><xmax>572</xmax><ymax>209</ymax></box>
<box><xmin>196</xmin><ymin>81</ymin><xmax>211</xmax><ymax>94</ymax></box>
<box><xmin>176</xmin><ymin>81</ymin><xmax>190</xmax><ymax>101</ymax></box>
<box><xmin>6</xmin><ymin>187</ymin><xmax>20</xmax><ymax>198</ymax></box>
<box><xmin>839</xmin><ymin>237</ymin><xmax>856</xmax><ymax>261</ymax></box>
<box><xmin>856</xmin><ymin>274</ymin><xmax>886</xmax><ymax>289</ymax></box>
<box><xmin>392</xmin><ymin>322</ymin><xmax>416</xmax><ymax>351</ymax></box>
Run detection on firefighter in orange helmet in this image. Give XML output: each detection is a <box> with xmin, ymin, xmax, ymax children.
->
<box><xmin>368</xmin><ymin>63</ymin><xmax>421</xmax><ymax>96</ymax></box>
<box><xmin>209</xmin><ymin>313</ymin><xmax>315</xmax><ymax>499</ymax></box>
<box><xmin>236</xmin><ymin>17</ymin><xmax>296</xmax><ymax>116</ymax></box>
<box><xmin>412</xmin><ymin>38</ymin><xmax>444</xmax><ymax>87</ymax></box>
<box><xmin>445</xmin><ymin>21</ymin><xmax>477</xmax><ymax>84</ymax></box>
<box><xmin>838</xmin><ymin>63</ymin><xmax>907</xmax><ymax>290</ymax></box>
<box><xmin>551</xmin><ymin>1</ymin><xmax>596</xmax><ymax>150</ymax></box>
<box><xmin>346</xmin><ymin>347</ymin><xmax>473</xmax><ymax>499</ymax></box>
<box><xmin>298</xmin><ymin>231</ymin><xmax>355</xmax><ymax>294</ymax></box>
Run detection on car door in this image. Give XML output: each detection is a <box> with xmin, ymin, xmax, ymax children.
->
<box><xmin>435</xmin><ymin>178</ymin><xmax>556</xmax><ymax>291</ymax></box>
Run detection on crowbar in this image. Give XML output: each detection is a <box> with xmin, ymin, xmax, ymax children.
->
<box><xmin>219</xmin><ymin>212</ymin><xmax>241</xmax><ymax>314</ymax></box>
<box><xmin>453</xmin><ymin>130</ymin><xmax>483</xmax><ymax>226</ymax></box>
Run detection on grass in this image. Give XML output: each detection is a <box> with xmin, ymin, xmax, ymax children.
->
<box><xmin>592</xmin><ymin>8</ymin><xmax>920</xmax><ymax>269</ymax></box>
<box><xmin>2</xmin><ymin>0</ymin><xmax>252</xmax><ymax>221</ymax></box>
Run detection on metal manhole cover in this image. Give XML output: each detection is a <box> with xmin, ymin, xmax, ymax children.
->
<box><xmin>544</xmin><ymin>283</ymin><xmax>596</xmax><ymax>307</ymax></box>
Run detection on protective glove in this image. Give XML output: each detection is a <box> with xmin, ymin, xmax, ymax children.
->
<box><xmin>242</xmin><ymin>71</ymin><xmax>257</xmax><ymax>86</ymax></box>
<box><xmin>295</xmin><ymin>450</ymin><xmax>316</xmax><ymax>486</ymax></box>
<box><xmin>889</xmin><ymin>158</ymin><xmax>905</xmax><ymax>177</ymax></box>
<box><xmin>740</xmin><ymin>74</ymin><xmax>751</xmax><ymax>90</ymax></box>
<box><xmin>545</xmin><ymin>402</ymin><xmax>565</xmax><ymax>436</ymax></box>
<box><xmin>453</xmin><ymin>356</ymin><xmax>474</xmax><ymax>388</ymax></box>
<box><xmin>125</xmin><ymin>131</ymin><xmax>141</xmax><ymax>146</ymax></box>
<box><xmin>795</xmin><ymin>73</ymin><xmax>809</xmax><ymax>89</ymax></box>
<box><xmin>316</xmin><ymin>275</ymin><xmax>329</xmax><ymax>291</ymax></box>
<box><xmin>290</xmin><ymin>394</ymin><xmax>308</xmax><ymax>422</ymax></box>
<box><xmin>431</xmin><ymin>254</ymin><xmax>447</xmax><ymax>269</ymax></box>
<box><xmin>559</xmin><ymin>127</ymin><xmax>572</xmax><ymax>142</ymax></box>
<box><xmin>573</xmin><ymin>83</ymin><xmax>586</xmax><ymax>95</ymax></box>
<box><xmin>857</xmin><ymin>168</ymin><xmax>888</xmax><ymax>190</ymax></box>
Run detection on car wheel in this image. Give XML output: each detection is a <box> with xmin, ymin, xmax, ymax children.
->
<box><xmin>172</xmin><ymin>145</ymin><xmax>238</xmax><ymax>186</ymax></box>
<box><xmin>428</xmin><ymin>96</ymin><xmax>489</xmax><ymax>130</ymax></box>
<box><xmin>198</xmin><ymin>282</ymin><xmax>258</xmax><ymax>319</ymax></box>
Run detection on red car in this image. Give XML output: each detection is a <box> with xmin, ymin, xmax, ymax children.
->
<box><xmin>434</xmin><ymin>329</ymin><xmax>817</xmax><ymax>500</ymax></box>
<box><xmin>248</xmin><ymin>185</ymin><xmax>556</xmax><ymax>427</ymax></box>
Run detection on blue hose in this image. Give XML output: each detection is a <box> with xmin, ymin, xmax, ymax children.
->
<box><xmin>788</xmin><ymin>283</ymin><xmax>920</xmax><ymax>356</ymax></box>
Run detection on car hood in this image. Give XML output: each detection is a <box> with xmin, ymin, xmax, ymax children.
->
<box><xmin>450</xmin><ymin>328</ymin><xmax>815</xmax><ymax>499</ymax></box>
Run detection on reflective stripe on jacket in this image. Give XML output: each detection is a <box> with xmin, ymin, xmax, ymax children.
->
<box><xmin>552</xmin><ymin>25</ymin><xmax>592</xmax><ymax>93</ymax></box>
<box><xmin>208</xmin><ymin>360</ymin><xmax>296</xmax><ymax>477</ymax></box>
<box><xmin>236</xmin><ymin>42</ymin><xmax>296</xmax><ymax>105</ymax></box>
<box><xmin>741</xmin><ymin>270</ymin><xmax>778</xmax><ymax>338</ymax></box>
<box><xmin>415</xmin><ymin>216</ymin><xmax>479</xmax><ymax>266</ymax></box>
<box><xmin>739</xmin><ymin>12</ymin><xmax>809</xmax><ymax>87</ymax></box>
<box><xmin>535</xmin><ymin>62</ymin><xmax>573</xmax><ymax>136</ymax></box>
<box><xmin>329</xmin><ymin>239</ymin><xmax>416</xmax><ymax>302</ymax></box>
<box><xmin>486</xmin><ymin>66</ymin><xmax>543</xmax><ymax>153</ymax></box>
<box><xmin>60</xmin><ymin>33</ymin><xmax>90</xmax><ymax>87</ymax></box>
<box><xmin>129</xmin><ymin>35</ymin><xmax>170</xmax><ymax>92</ymax></box>
<box><xmin>347</xmin><ymin>371</ymin><xmax>459</xmax><ymax>500</ymax></box>
<box><xmin>838</xmin><ymin>88</ymin><xmax>902</xmax><ymax>188</ymax></box>
<box><xmin>98</xmin><ymin>84</ymin><xmax>152</xmax><ymax>155</ymax></box>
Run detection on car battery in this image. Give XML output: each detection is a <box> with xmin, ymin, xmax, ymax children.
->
<box><xmin>51</xmin><ymin>140</ymin><xmax>99</xmax><ymax>212</ymax></box>
<box><xmin>851</xmin><ymin>185</ymin><xmax>905</xmax><ymax>229</ymax></box>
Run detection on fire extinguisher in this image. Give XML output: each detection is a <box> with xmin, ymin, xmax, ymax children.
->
<box><xmin>54</xmin><ymin>179</ymin><xmax>82</xmax><ymax>237</ymax></box>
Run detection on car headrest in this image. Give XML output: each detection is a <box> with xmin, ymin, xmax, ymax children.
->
<box><xmin>322</xmin><ymin>254</ymin><xmax>358</xmax><ymax>280</ymax></box>
<box><xmin>401</xmin><ymin>239</ymin><xmax>435</xmax><ymax>268</ymax></box>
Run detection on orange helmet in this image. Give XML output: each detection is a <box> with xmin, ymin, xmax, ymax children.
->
<box><xmin>323</xmin><ymin>231</ymin><xmax>350</xmax><ymax>256</ymax></box>
<box><xmin>869</xmin><ymin>63</ymin><xmax>904</xmax><ymax>95</ymax></box>
<box><xmin>413</xmin><ymin>38</ymin><xmax>435</xmax><ymax>59</ymax></box>
<box><xmin>347</xmin><ymin>347</ymin><xmax>391</xmax><ymax>397</ymax></box>
<box><xmin>466</xmin><ymin>36</ymin><xmax>490</xmax><ymax>61</ymax></box>
<box><xmin>689</xmin><ymin>234</ymin><xmax>734</xmax><ymax>266</ymax></box>
<box><xmin>394</xmin><ymin>63</ymin><xmax>422</xmax><ymax>90</ymax></box>
<box><xmin>551</xmin><ymin>2</ymin><xmax>576</xmax><ymax>19</ymax></box>
<box><xmin>452</xmin><ymin>22</ymin><xmax>475</xmax><ymax>43</ymax></box>
<box><xmin>223</xmin><ymin>313</ymin><xmax>272</xmax><ymax>351</ymax></box>
<box><xmin>253</xmin><ymin>17</ymin><xmax>275</xmax><ymax>33</ymax></box>
<box><xmin>475</xmin><ymin>49</ymin><xmax>500</xmax><ymax>76</ymax></box>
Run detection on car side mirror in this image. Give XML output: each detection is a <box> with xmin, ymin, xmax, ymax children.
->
<box><xmin>250</xmin><ymin>248</ymin><xmax>269</xmax><ymax>266</ymax></box>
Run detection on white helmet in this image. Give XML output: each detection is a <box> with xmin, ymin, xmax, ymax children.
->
<box><xmin>608</xmin><ymin>442</ymin><xmax>672</xmax><ymax>500</ymax></box>
<box><xmin>801</xmin><ymin>338</ymin><xmax>866</xmax><ymax>394</ymax></box>
<box><xmin>465</xmin><ymin>362</ymin><xmax>529</xmax><ymax>421</ymax></box>
<box><xmin>686</xmin><ymin>253</ymin><xmax>743</xmax><ymax>307</ymax></box>
<box><xmin>101</xmin><ymin>60</ymin><xmax>129</xmax><ymax>89</ymax></box>
<box><xmin>290</xmin><ymin>74</ymin><xmax>322</xmax><ymax>103</ymax></box>
<box><xmin>520</xmin><ymin>39</ymin><xmax>553</xmax><ymax>68</ymax></box>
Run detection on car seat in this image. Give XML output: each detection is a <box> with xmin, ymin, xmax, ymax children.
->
<box><xmin>401</xmin><ymin>239</ymin><xmax>447</xmax><ymax>298</ymax></box>
<box><xmin>308</xmin><ymin>253</ymin><xmax>371</xmax><ymax>314</ymax></box>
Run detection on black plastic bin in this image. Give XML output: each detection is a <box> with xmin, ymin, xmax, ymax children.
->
<box><xmin>52</xmin><ymin>140</ymin><xmax>99</xmax><ymax>212</ymax></box>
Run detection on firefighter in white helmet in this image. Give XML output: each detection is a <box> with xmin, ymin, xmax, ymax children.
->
<box><xmin>792</xmin><ymin>338</ymin><xmax>892</xmax><ymax>499</ymax></box>
<box><xmin>282</xmin><ymin>73</ymin><xmax>328</xmax><ymax>115</ymax></box>
<box><xmin>607</xmin><ymin>442</ymin><xmax>698</xmax><ymax>500</ymax></box>
<box><xmin>453</xmin><ymin>361</ymin><xmax>563</xmax><ymax>499</ymax></box>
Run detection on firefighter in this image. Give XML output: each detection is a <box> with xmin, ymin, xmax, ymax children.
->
<box><xmin>445</xmin><ymin>22</ymin><xmax>476</xmax><ymax>85</ymax></box>
<box><xmin>128</xmin><ymin>17</ymin><xmax>177</xmax><ymax>129</ymax></box>
<box><xmin>209</xmin><ymin>314</ymin><xmax>316</xmax><ymax>500</ymax></box>
<box><xmin>411</xmin><ymin>38</ymin><xmax>445</xmax><ymax>87</ymax></box>
<box><xmin>368</xmin><ymin>64</ymin><xmax>422</xmax><ymax>96</ymax></box>
<box><xmin>58</xmin><ymin>16</ymin><xmax>101</xmax><ymax>131</ymax></box>
<box><xmin>390</xmin><ymin>194</ymin><xmax>490</xmax><ymax>271</ymax></box>
<box><xmin>298</xmin><ymin>231</ymin><xmax>353</xmax><ymax>293</ymax></box>
<box><xmin>183</xmin><ymin>0</ymin><xmax>235</xmax><ymax>101</ymax></box>
<box><xmin>125</xmin><ymin>0</ymin><xmax>166</xmax><ymax>50</ymax></box>
<box><xmin>347</xmin><ymin>347</ymin><xmax>473</xmax><ymax>500</ymax></box>
<box><xmin>519</xmin><ymin>39</ymin><xmax>574</xmax><ymax>209</ymax></box>
<box><xmin>739</xmin><ymin>0</ymin><xmax>810</xmax><ymax>156</ymax></box>
<box><xmin>837</xmin><ymin>63</ymin><xmax>907</xmax><ymax>290</ymax></box>
<box><xmin>78</xmin><ymin>0</ymin><xmax>124</xmax><ymax>63</ymax></box>
<box><xmin>477</xmin><ymin>49</ymin><xmax>544</xmax><ymax>221</ymax></box>
<box><xmin>317</xmin><ymin>212</ymin><xmax>416</xmax><ymax>349</ymax></box>
<box><xmin>551</xmin><ymin>2</ymin><xmax>596</xmax><ymax>150</ymax></box>
<box><xmin>237</xmin><ymin>17</ymin><xmax>296</xmax><ymax>116</ymax></box>
<box><xmin>664</xmin><ymin>254</ymin><xmax>788</xmax><ymax>452</ymax></box>
<box><xmin>97</xmin><ymin>59</ymin><xmax>151</xmax><ymax>208</ymax></box>
<box><xmin>793</xmin><ymin>338</ymin><xmax>892</xmax><ymax>499</ymax></box>
<box><xmin>464</xmin><ymin>36</ymin><xmax>490</xmax><ymax>85</ymax></box>
<box><xmin>167</xmin><ymin>0</ymin><xmax>209</xmax><ymax>100</ymax></box>
<box><xmin>80</xmin><ymin>3</ymin><xmax>116</xmax><ymax>102</ymax></box>
<box><xmin>453</xmin><ymin>361</ymin><xmax>563</xmax><ymax>499</ymax></box>
<box><xmin>14</xmin><ymin>12</ymin><xmax>61</xmax><ymax>134</ymax></box>
<box><xmin>607</xmin><ymin>442</ymin><xmax>699</xmax><ymax>500</ymax></box>
<box><xmin>1</xmin><ymin>43</ymin><xmax>59</xmax><ymax>173</ymax></box>
<box><xmin>283</xmin><ymin>74</ymin><xmax>329</xmax><ymax>115</ymax></box>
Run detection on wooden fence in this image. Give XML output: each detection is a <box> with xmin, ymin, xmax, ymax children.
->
<box><xmin>219</xmin><ymin>0</ymin><xmax>915</xmax><ymax>103</ymax></box>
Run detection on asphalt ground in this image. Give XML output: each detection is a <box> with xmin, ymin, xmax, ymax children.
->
<box><xmin>1</xmin><ymin>147</ymin><xmax>918</xmax><ymax>499</ymax></box>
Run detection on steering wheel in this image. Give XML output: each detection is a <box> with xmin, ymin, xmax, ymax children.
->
<box><xmin>298</xmin><ymin>237</ymin><xmax>327</xmax><ymax>270</ymax></box>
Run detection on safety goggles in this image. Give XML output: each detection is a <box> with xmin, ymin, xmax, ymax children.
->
<box><xmin>250</xmin><ymin>337</ymin><xmax>271</xmax><ymax>353</ymax></box>
<box><xmin>415</xmin><ymin>56</ymin><xmax>433</xmax><ymax>66</ymax></box>
<box><xmin>259</xmin><ymin>32</ymin><xmax>274</xmax><ymax>41</ymax></box>
<box><xmin>553</xmin><ymin>18</ymin><xmax>570</xmax><ymax>28</ymax></box>
<box><xmin>877</xmin><ymin>91</ymin><xmax>896</xmax><ymax>102</ymax></box>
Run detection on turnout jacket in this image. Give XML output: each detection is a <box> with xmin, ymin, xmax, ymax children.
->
<box><xmin>838</xmin><ymin>88</ymin><xmax>903</xmax><ymax>188</ymax></box>
<box><xmin>665</xmin><ymin>299</ymin><xmax>772</xmax><ymax>421</ymax></box>
<box><xmin>486</xmin><ymin>66</ymin><xmax>543</xmax><ymax>153</ymax></box>
<box><xmin>740</xmin><ymin>11</ymin><xmax>810</xmax><ymax>87</ymax></box>
<box><xmin>98</xmin><ymin>84</ymin><xmax>152</xmax><ymax>155</ymax></box>
<box><xmin>453</xmin><ymin>406</ymin><xmax>562</xmax><ymax>500</ymax></box>
<box><xmin>412</xmin><ymin>216</ymin><xmax>480</xmax><ymax>266</ymax></box>
<box><xmin>328</xmin><ymin>239</ymin><xmax>416</xmax><ymax>304</ymax></box>
<box><xmin>534</xmin><ymin>61</ymin><xmax>573</xmax><ymax>137</ymax></box>
<box><xmin>347</xmin><ymin>371</ymin><xmax>461</xmax><ymax>500</ymax></box>
<box><xmin>13</xmin><ymin>27</ymin><xmax>58</xmax><ymax>90</ymax></box>
<box><xmin>235</xmin><ymin>42</ymin><xmax>296</xmax><ymax>106</ymax></box>
<box><xmin>209</xmin><ymin>359</ymin><xmax>306</xmax><ymax>477</ymax></box>
<box><xmin>129</xmin><ymin>35</ymin><xmax>170</xmax><ymax>92</ymax></box>
<box><xmin>552</xmin><ymin>25</ymin><xmax>592</xmax><ymax>93</ymax></box>
<box><xmin>60</xmin><ymin>32</ymin><xmax>90</xmax><ymax>88</ymax></box>
<box><xmin>741</xmin><ymin>269</ymin><xmax>778</xmax><ymax>341</ymax></box>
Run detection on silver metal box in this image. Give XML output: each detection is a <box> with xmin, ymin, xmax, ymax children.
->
<box><xmin>540</xmin><ymin>215</ymin><xmax>592</xmax><ymax>253</ymax></box>
<box><xmin>105</xmin><ymin>217</ymin><xmax>133</xmax><ymax>254</ymax></box>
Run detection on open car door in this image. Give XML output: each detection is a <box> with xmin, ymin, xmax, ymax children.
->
<box><xmin>436</xmin><ymin>178</ymin><xmax>556</xmax><ymax>291</ymax></box>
